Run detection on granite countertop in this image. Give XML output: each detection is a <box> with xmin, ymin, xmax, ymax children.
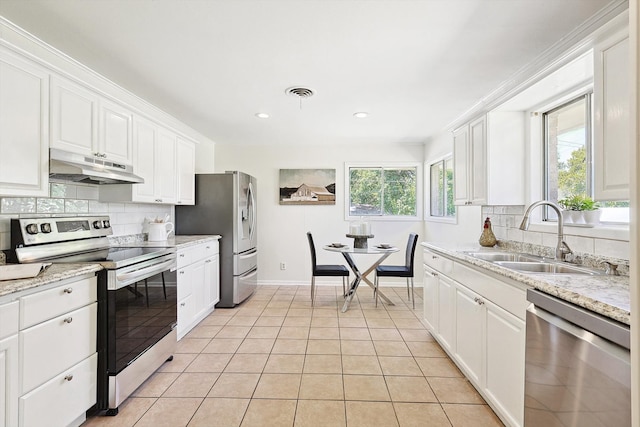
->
<box><xmin>0</xmin><ymin>263</ymin><xmax>103</xmax><ymax>299</ymax></box>
<box><xmin>110</xmin><ymin>234</ymin><xmax>221</xmax><ymax>249</ymax></box>
<box><xmin>422</xmin><ymin>242</ymin><xmax>631</xmax><ymax>326</ymax></box>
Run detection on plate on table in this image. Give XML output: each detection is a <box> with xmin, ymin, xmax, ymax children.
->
<box><xmin>329</xmin><ymin>243</ymin><xmax>346</xmax><ymax>248</ymax></box>
<box><xmin>376</xmin><ymin>243</ymin><xmax>392</xmax><ymax>249</ymax></box>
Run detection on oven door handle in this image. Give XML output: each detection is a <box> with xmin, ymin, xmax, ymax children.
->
<box><xmin>115</xmin><ymin>259</ymin><xmax>176</xmax><ymax>286</ymax></box>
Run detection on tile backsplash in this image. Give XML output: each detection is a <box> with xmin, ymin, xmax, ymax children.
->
<box><xmin>0</xmin><ymin>182</ymin><xmax>173</xmax><ymax>251</ymax></box>
<box><xmin>484</xmin><ymin>205</ymin><xmax>630</xmax><ymax>273</ymax></box>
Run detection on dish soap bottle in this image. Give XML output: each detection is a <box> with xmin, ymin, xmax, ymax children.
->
<box><xmin>479</xmin><ymin>217</ymin><xmax>497</xmax><ymax>247</ymax></box>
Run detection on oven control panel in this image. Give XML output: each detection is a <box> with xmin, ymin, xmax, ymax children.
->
<box><xmin>12</xmin><ymin>216</ymin><xmax>113</xmax><ymax>247</ymax></box>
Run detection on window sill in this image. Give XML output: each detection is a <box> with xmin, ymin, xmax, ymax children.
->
<box><xmin>425</xmin><ymin>216</ymin><xmax>457</xmax><ymax>225</ymax></box>
<box><xmin>527</xmin><ymin>222</ymin><xmax>629</xmax><ymax>241</ymax></box>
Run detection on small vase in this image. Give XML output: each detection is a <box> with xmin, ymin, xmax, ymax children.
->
<box><xmin>583</xmin><ymin>209</ymin><xmax>602</xmax><ymax>226</ymax></box>
<box><xmin>564</xmin><ymin>210</ymin><xmax>584</xmax><ymax>224</ymax></box>
<box><xmin>479</xmin><ymin>217</ymin><xmax>497</xmax><ymax>247</ymax></box>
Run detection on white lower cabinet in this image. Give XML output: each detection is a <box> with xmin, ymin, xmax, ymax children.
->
<box><xmin>176</xmin><ymin>239</ymin><xmax>220</xmax><ymax>339</ymax></box>
<box><xmin>0</xmin><ymin>301</ymin><xmax>19</xmax><ymax>427</ymax></box>
<box><xmin>423</xmin><ymin>249</ymin><xmax>527</xmax><ymax>427</ymax></box>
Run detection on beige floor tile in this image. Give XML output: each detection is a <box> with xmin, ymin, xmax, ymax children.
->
<box><xmin>416</xmin><ymin>357</ymin><xmax>463</xmax><ymax>377</ymax></box>
<box><xmin>339</xmin><ymin>327</ymin><xmax>371</xmax><ymax>340</ymax></box>
<box><xmin>82</xmin><ymin>397</ymin><xmax>155</xmax><ymax>427</ymax></box>
<box><xmin>294</xmin><ymin>400</ymin><xmax>346</xmax><ymax>427</ymax></box>
<box><xmin>340</xmin><ymin>340</ymin><xmax>376</xmax><ymax>355</ymax></box>
<box><xmin>224</xmin><ymin>353</ymin><xmax>269</xmax><ymax>373</ymax></box>
<box><xmin>215</xmin><ymin>325</ymin><xmax>252</xmax><ymax>339</ymax></box>
<box><xmin>442</xmin><ymin>404</ymin><xmax>505</xmax><ymax>427</ymax></box>
<box><xmin>163</xmin><ymin>372</ymin><xmax>219</xmax><ymax>397</ymax></box>
<box><xmin>337</xmin><ymin>309</ymin><xmax>365</xmax><ymax>319</ymax></box>
<box><xmin>184</xmin><ymin>324</ymin><xmax>222</xmax><ymax>339</ymax></box>
<box><xmin>156</xmin><ymin>353</ymin><xmax>197</xmax><ymax>373</ymax></box>
<box><xmin>283</xmin><ymin>316</ymin><xmax>312</xmax><ymax>327</ymax></box>
<box><xmin>253</xmin><ymin>373</ymin><xmax>302</xmax><ymax>399</ymax></box>
<box><xmin>235</xmin><ymin>308</ymin><xmax>266</xmax><ymax>317</ymax></box>
<box><xmin>362</xmin><ymin>309</ymin><xmax>391</xmax><ymax>319</ymax></box>
<box><xmin>313</xmin><ymin>308</ymin><xmax>338</xmax><ymax>318</ymax></box>
<box><xmin>237</xmin><ymin>338</ymin><xmax>276</xmax><ymax>353</ymax></box>
<box><xmin>131</xmin><ymin>372</ymin><xmax>179</xmax><ymax>397</ymax></box>
<box><xmin>278</xmin><ymin>326</ymin><xmax>311</xmax><ymax>339</ymax></box>
<box><xmin>227</xmin><ymin>315</ymin><xmax>259</xmax><ymax>326</ymax></box>
<box><xmin>393</xmin><ymin>318</ymin><xmax>426</xmax><ymax>329</ymax></box>
<box><xmin>287</xmin><ymin>308</ymin><xmax>313</xmax><ymax>317</ymax></box>
<box><xmin>342</xmin><ymin>355</ymin><xmax>383</xmax><ymax>375</ymax></box>
<box><xmin>201</xmin><ymin>337</ymin><xmax>244</xmax><ymax>353</ymax></box>
<box><xmin>208</xmin><ymin>373</ymin><xmax>261</xmax><ymax>398</ymax></box>
<box><xmin>345</xmin><ymin>401</ymin><xmax>399</xmax><ymax>427</ymax></box>
<box><xmin>399</xmin><ymin>329</ymin><xmax>433</xmax><ymax>342</ymax></box>
<box><xmin>388</xmin><ymin>310</ymin><xmax>419</xmax><ymax>319</ymax></box>
<box><xmin>309</xmin><ymin>327</ymin><xmax>340</xmax><ymax>339</ymax></box>
<box><xmin>428</xmin><ymin>378</ymin><xmax>486</xmax><ymax>404</ymax></box>
<box><xmin>188</xmin><ymin>398</ymin><xmax>250</xmax><ymax>427</ymax></box>
<box><xmin>311</xmin><ymin>316</ymin><xmax>340</xmax><ymax>327</ymax></box>
<box><xmin>262</xmin><ymin>307</ymin><xmax>290</xmax><ymax>316</ymax></box>
<box><xmin>393</xmin><ymin>402</ymin><xmax>452</xmax><ymax>427</ymax></box>
<box><xmin>304</xmin><ymin>354</ymin><xmax>343</xmax><ymax>374</ymax></box>
<box><xmin>406</xmin><ymin>341</ymin><xmax>446</xmax><ymax>358</ymax></box>
<box><xmin>378</xmin><ymin>356</ymin><xmax>423</xmax><ymax>376</ymax></box>
<box><xmin>264</xmin><ymin>354</ymin><xmax>306</xmax><ymax>373</ymax></box>
<box><xmin>374</xmin><ymin>340</ymin><xmax>412</xmax><ymax>357</ymax></box>
<box><xmin>338</xmin><ymin>317</ymin><xmax>368</xmax><ymax>328</ymax></box>
<box><xmin>306</xmin><ymin>339</ymin><xmax>341</xmax><ymax>354</ymax></box>
<box><xmin>366</xmin><ymin>318</ymin><xmax>397</xmax><ymax>328</ymax></box>
<box><xmin>369</xmin><ymin>328</ymin><xmax>403</xmax><ymax>341</ymax></box>
<box><xmin>185</xmin><ymin>353</ymin><xmax>233</xmax><ymax>373</ymax></box>
<box><xmin>254</xmin><ymin>316</ymin><xmax>285</xmax><ymax>327</ymax></box>
<box><xmin>175</xmin><ymin>338</ymin><xmax>211</xmax><ymax>353</ymax></box>
<box><xmin>386</xmin><ymin>376</ymin><xmax>438</xmax><ymax>403</ymax></box>
<box><xmin>247</xmin><ymin>326</ymin><xmax>281</xmax><ymax>338</ymax></box>
<box><xmin>240</xmin><ymin>399</ymin><xmax>297</xmax><ymax>427</ymax></box>
<box><xmin>298</xmin><ymin>373</ymin><xmax>344</xmax><ymax>400</ymax></box>
<box><xmin>198</xmin><ymin>315</ymin><xmax>232</xmax><ymax>326</ymax></box>
<box><xmin>343</xmin><ymin>375</ymin><xmax>390</xmax><ymax>401</ymax></box>
<box><xmin>133</xmin><ymin>397</ymin><xmax>202</xmax><ymax>427</ymax></box>
<box><xmin>272</xmin><ymin>338</ymin><xmax>308</xmax><ymax>354</ymax></box>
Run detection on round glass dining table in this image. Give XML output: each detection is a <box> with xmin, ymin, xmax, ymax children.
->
<box><xmin>324</xmin><ymin>245</ymin><xmax>399</xmax><ymax>312</ymax></box>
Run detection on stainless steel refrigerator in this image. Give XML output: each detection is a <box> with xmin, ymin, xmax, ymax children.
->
<box><xmin>175</xmin><ymin>172</ymin><xmax>257</xmax><ymax>307</ymax></box>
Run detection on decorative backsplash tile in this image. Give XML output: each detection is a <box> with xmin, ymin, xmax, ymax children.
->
<box><xmin>1</xmin><ymin>197</ymin><xmax>36</xmax><ymax>214</ymax></box>
<box><xmin>37</xmin><ymin>198</ymin><xmax>65</xmax><ymax>213</ymax></box>
<box><xmin>64</xmin><ymin>199</ymin><xmax>89</xmax><ymax>213</ymax></box>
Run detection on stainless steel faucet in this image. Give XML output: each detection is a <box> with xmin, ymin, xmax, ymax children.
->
<box><xmin>519</xmin><ymin>200</ymin><xmax>573</xmax><ymax>261</ymax></box>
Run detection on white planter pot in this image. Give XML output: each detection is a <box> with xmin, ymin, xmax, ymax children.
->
<box><xmin>583</xmin><ymin>209</ymin><xmax>602</xmax><ymax>226</ymax></box>
<box><xmin>563</xmin><ymin>210</ymin><xmax>584</xmax><ymax>224</ymax></box>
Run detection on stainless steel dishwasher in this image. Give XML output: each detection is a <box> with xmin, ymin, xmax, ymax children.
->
<box><xmin>524</xmin><ymin>289</ymin><xmax>630</xmax><ymax>427</ymax></box>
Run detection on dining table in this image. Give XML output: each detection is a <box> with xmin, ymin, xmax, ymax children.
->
<box><xmin>324</xmin><ymin>244</ymin><xmax>399</xmax><ymax>312</ymax></box>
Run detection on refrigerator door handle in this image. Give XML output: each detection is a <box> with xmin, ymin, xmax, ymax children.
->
<box><xmin>248</xmin><ymin>181</ymin><xmax>256</xmax><ymax>243</ymax></box>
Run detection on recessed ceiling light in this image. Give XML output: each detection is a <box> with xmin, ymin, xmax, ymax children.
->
<box><xmin>353</xmin><ymin>112</ymin><xmax>369</xmax><ymax>119</ymax></box>
<box><xmin>255</xmin><ymin>113</ymin><xmax>270</xmax><ymax>119</ymax></box>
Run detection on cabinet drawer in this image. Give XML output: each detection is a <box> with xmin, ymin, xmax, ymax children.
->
<box><xmin>21</xmin><ymin>303</ymin><xmax>97</xmax><ymax>394</ymax></box>
<box><xmin>423</xmin><ymin>250</ymin><xmax>453</xmax><ymax>274</ymax></box>
<box><xmin>19</xmin><ymin>353</ymin><xmax>97</xmax><ymax>427</ymax></box>
<box><xmin>203</xmin><ymin>240</ymin><xmax>219</xmax><ymax>257</ymax></box>
<box><xmin>20</xmin><ymin>276</ymin><xmax>97</xmax><ymax>329</ymax></box>
<box><xmin>177</xmin><ymin>246</ymin><xmax>197</xmax><ymax>268</ymax></box>
<box><xmin>0</xmin><ymin>300</ymin><xmax>18</xmax><ymax>340</ymax></box>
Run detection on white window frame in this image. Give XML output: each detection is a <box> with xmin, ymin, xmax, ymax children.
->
<box><xmin>426</xmin><ymin>155</ymin><xmax>457</xmax><ymax>224</ymax></box>
<box><xmin>344</xmin><ymin>162</ymin><xmax>422</xmax><ymax>221</ymax></box>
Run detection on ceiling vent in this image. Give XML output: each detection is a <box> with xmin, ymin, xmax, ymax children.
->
<box><xmin>285</xmin><ymin>87</ymin><xmax>315</xmax><ymax>98</ymax></box>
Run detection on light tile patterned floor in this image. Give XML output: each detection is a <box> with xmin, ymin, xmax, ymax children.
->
<box><xmin>83</xmin><ymin>285</ymin><xmax>504</xmax><ymax>427</ymax></box>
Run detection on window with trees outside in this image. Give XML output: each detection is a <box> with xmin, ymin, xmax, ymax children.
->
<box><xmin>346</xmin><ymin>164</ymin><xmax>420</xmax><ymax>219</ymax></box>
<box><xmin>544</xmin><ymin>93</ymin><xmax>629</xmax><ymax>223</ymax></box>
<box><xmin>428</xmin><ymin>156</ymin><xmax>456</xmax><ymax>221</ymax></box>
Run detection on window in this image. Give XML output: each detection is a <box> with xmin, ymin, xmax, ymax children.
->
<box><xmin>428</xmin><ymin>156</ymin><xmax>456</xmax><ymax>221</ymax></box>
<box><xmin>345</xmin><ymin>163</ymin><xmax>420</xmax><ymax>219</ymax></box>
<box><xmin>544</xmin><ymin>94</ymin><xmax>629</xmax><ymax>223</ymax></box>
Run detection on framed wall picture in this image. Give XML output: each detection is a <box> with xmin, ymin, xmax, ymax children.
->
<box><xmin>279</xmin><ymin>168</ymin><xmax>336</xmax><ymax>205</ymax></box>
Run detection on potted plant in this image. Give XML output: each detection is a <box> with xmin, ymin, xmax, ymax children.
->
<box><xmin>558</xmin><ymin>195</ymin><xmax>583</xmax><ymax>224</ymax></box>
<box><xmin>578</xmin><ymin>195</ymin><xmax>601</xmax><ymax>226</ymax></box>
<box><xmin>558</xmin><ymin>195</ymin><xmax>600</xmax><ymax>225</ymax></box>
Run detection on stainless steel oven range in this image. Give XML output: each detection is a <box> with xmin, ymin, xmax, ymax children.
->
<box><xmin>11</xmin><ymin>216</ymin><xmax>177</xmax><ymax>416</ymax></box>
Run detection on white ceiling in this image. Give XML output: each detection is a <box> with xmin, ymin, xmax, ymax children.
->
<box><xmin>0</xmin><ymin>0</ymin><xmax>616</xmax><ymax>146</ymax></box>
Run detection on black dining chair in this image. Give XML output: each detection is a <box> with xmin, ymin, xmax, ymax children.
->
<box><xmin>374</xmin><ymin>233</ymin><xmax>419</xmax><ymax>308</ymax></box>
<box><xmin>307</xmin><ymin>232</ymin><xmax>349</xmax><ymax>306</ymax></box>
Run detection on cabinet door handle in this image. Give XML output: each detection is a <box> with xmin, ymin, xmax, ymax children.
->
<box><xmin>205</xmin><ymin>260</ymin><xmax>211</xmax><ymax>263</ymax></box>
<box><xmin>431</xmin><ymin>272</ymin><xmax>438</xmax><ymax>277</ymax></box>
<box><xmin>179</xmin><ymin>254</ymin><xmax>185</xmax><ymax>258</ymax></box>
<box><xmin>63</xmin><ymin>317</ymin><xmax>73</xmax><ymax>324</ymax></box>
<box><xmin>63</xmin><ymin>288</ymin><xmax>73</xmax><ymax>294</ymax></box>
<box><xmin>179</xmin><ymin>271</ymin><xmax>185</xmax><ymax>275</ymax></box>
<box><xmin>64</xmin><ymin>374</ymin><xmax>74</xmax><ymax>381</ymax></box>
<box><xmin>180</xmin><ymin>302</ymin><xmax>186</xmax><ymax>307</ymax></box>
<box><xmin>432</xmin><ymin>255</ymin><xmax>438</xmax><ymax>259</ymax></box>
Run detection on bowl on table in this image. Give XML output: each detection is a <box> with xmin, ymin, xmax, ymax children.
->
<box><xmin>377</xmin><ymin>243</ymin><xmax>391</xmax><ymax>249</ymax></box>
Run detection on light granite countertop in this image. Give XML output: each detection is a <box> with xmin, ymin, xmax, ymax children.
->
<box><xmin>0</xmin><ymin>263</ymin><xmax>103</xmax><ymax>299</ymax></box>
<box><xmin>422</xmin><ymin>242</ymin><xmax>630</xmax><ymax>326</ymax></box>
<box><xmin>110</xmin><ymin>234</ymin><xmax>221</xmax><ymax>249</ymax></box>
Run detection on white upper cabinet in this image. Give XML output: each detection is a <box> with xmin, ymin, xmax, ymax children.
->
<box><xmin>594</xmin><ymin>28</ymin><xmax>629</xmax><ymax>201</ymax></box>
<box><xmin>0</xmin><ymin>47</ymin><xmax>49</xmax><ymax>197</ymax></box>
<box><xmin>50</xmin><ymin>76</ymin><xmax>98</xmax><ymax>156</ymax></box>
<box><xmin>157</xmin><ymin>128</ymin><xmax>178</xmax><ymax>202</ymax></box>
<box><xmin>176</xmin><ymin>137</ymin><xmax>195</xmax><ymax>205</ymax></box>
<box><xmin>51</xmin><ymin>76</ymin><xmax>133</xmax><ymax>165</ymax></box>
<box><xmin>454</xmin><ymin>112</ymin><xmax>525</xmax><ymax>206</ymax></box>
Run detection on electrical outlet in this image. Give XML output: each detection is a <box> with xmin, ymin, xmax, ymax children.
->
<box><xmin>280</xmin><ymin>262</ymin><xmax>286</xmax><ymax>270</ymax></box>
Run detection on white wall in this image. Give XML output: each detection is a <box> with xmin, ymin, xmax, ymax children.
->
<box><xmin>214</xmin><ymin>143</ymin><xmax>424</xmax><ymax>286</ymax></box>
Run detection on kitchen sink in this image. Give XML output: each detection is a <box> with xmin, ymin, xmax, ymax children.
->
<box><xmin>464</xmin><ymin>252</ymin><xmax>543</xmax><ymax>262</ymax></box>
<box><xmin>493</xmin><ymin>261</ymin><xmax>600</xmax><ymax>275</ymax></box>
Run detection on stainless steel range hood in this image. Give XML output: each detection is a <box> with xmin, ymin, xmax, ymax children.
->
<box><xmin>49</xmin><ymin>148</ymin><xmax>144</xmax><ymax>185</ymax></box>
